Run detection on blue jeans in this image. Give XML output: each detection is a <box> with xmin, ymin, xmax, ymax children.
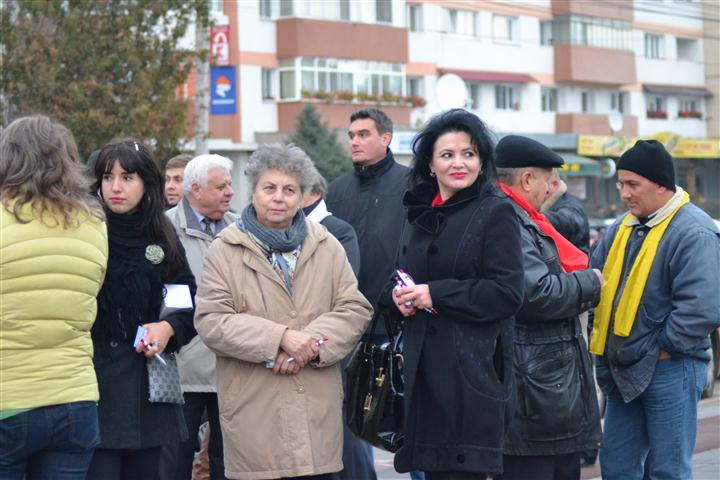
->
<box><xmin>600</xmin><ymin>357</ymin><xmax>706</xmax><ymax>480</ymax></box>
<box><xmin>0</xmin><ymin>401</ymin><xmax>99</xmax><ymax>480</ymax></box>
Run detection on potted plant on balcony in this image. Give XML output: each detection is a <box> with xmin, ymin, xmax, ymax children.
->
<box><xmin>337</xmin><ymin>90</ymin><xmax>354</xmax><ymax>102</ymax></box>
<box><xmin>647</xmin><ymin>110</ymin><xmax>668</xmax><ymax>119</ymax></box>
<box><xmin>405</xmin><ymin>95</ymin><xmax>427</xmax><ymax>108</ymax></box>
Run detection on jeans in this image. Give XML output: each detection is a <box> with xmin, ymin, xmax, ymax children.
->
<box><xmin>0</xmin><ymin>401</ymin><xmax>99</xmax><ymax>480</ymax></box>
<box><xmin>600</xmin><ymin>357</ymin><xmax>707</xmax><ymax>480</ymax></box>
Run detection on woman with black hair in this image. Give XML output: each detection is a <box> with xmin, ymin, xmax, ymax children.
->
<box><xmin>87</xmin><ymin>139</ymin><xmax>196</xmax><ymax>480</ymax></box>
<box><xmin>379</xmin><ymin>109</ymin><xmax>525</xmax><ymax>479</ymax></box>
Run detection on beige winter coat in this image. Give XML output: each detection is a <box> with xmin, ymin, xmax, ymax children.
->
<box><xmin>194</xmin><ymin>220</ymin><xmax>372</xmax><ymax>480</ymax></box>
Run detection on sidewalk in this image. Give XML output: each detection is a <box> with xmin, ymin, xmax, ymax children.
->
<box><xmin>376</xmin><ymin>386</ymin><xmax>720</xmax><ymax>479</ymax></box>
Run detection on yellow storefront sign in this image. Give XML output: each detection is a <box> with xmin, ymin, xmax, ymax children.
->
<box><xmin>578</xmin><ymin>132</ymin><xmax>720</xmax><ymax>159</ymax></box>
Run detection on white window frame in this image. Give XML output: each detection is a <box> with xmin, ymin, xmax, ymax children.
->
<box><xmin>541</xmin><ymin>87</ymin><xmax>558</xmax><ymax>112</ymax></box>
<box><xmin>376</xmin><ymin>0</ymin><xmax>392</xmax><ymax>24</ymax></box>
<box><xmin>610</xmin><ymin>92</ymin><xmax>626</xmax><ymax>114</ymax></box>
<box><xmin>645</xmin><ymin>33</ymin><xmax>664</xmax><ymax>59</ymax></box>
<box><xmin>467</xmin><ymin>82</ymin><xmax>481</xmax><ymax>110</ymax></box>
<box><xmin>495</xmin><ymin>84</ymin><xmax>519</xmax><ymax>110</ymax></box>
<box><xmin>493</xmin><ymin>15</ymin><xmax>518</xmax><ymax>43</ymax></box>
<box><xmin>408</xmin><ymin>4</ymin><xmax>422</xmax><ymax>32</ymax></box>
<box><xmin>447</xmin><ymin>9</ymin><xmax>476</xmax><ymax>36</ymax></box>
<box><xmin>540</xmin><ymin>20</ymin><xmax>553</xmax><ymax>46</ymax></box>
<box><xmin>261</xmin><ymin>68</ymin><xmax>275</xmax><ymax>100</ymax></box>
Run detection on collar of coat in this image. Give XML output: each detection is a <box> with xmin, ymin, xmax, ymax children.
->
<box><xmin>167</xmin><ymin>197</ymin><xmax>234</xmax><ymax>239</ymax></box>
<box><xmin>353</xmin><ymin>149</ymin><xmax>395</xmax><ymax>180</ymax></box>
<box><xmin>218</xmin><ymin>219</ymin><xmax>329</xmax><ymax>280</ymax></box>
<box><xmin>403</xmin><ymin>178</ymin><xmax>492</xmax><ymax>234</ymax></box>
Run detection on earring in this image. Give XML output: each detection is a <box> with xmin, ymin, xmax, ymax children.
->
<box><xmin>430</xmin><ymin>171</ymin><xmax>436</xmax><ymax>177</ymax></box>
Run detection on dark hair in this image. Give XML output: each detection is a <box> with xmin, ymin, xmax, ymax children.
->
<box><xmin>409</xmin><ymin>109</ymin><xmax>496</xmax><ymax>191</ymax></box>
<box><xmin>92</xmin><ymin>138</ymin><xmax>185</xmax><ymax>280</ymax></box>
<box><xmin>350</xmin><ymin>108</ymin><xmax>393</xmax><ymax>136</ymax></box>
<box><xmin>166</xmin><ymin>153</ymin><xmax>192</xmax><ymax>170</ymax></box>
<box><xmin>0</xmin><ymin>115</ymin><xmax>104</xmax><ymax>227</ymax></box>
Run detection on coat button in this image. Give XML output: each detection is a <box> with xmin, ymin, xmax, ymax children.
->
<box><xmin>297</xmin><ymin>385</ymin><xmax>305</xmax><ymax>394</ymax></box>
<box><xmin>638</xmin><ymin>230</ymin><xmax>645</xmax><ymax>237</ymax></box>
<box><xmin>427</xmin><ymin>326</ymin><xmax>437</xmax><ymax>336</ymax></box>
<box><xmin>429</xmin><ymin>245</ymin><xmax>439</xmax><ymax>254</ymax></box>
<box><xmin>289</xmin><ymin>311</ymin><xmax>297</xmax><ymax>318</ymax></box>
<box><xmin>457</xmin><ymin>454</ymin><xmax>465</xmax><ymax>463</ymax></box>
<box><xmin>109</xmin><ymin>341</ymin><xmax>118</xmax><ymax>348</ymax></box>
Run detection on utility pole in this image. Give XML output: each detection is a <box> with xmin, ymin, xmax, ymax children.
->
<box><xmin>194</xmin><ymin>10</ymin><xmax>210</xmax><ymax>156</ymax></box>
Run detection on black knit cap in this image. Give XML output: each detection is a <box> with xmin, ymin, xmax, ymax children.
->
<box><xmin>496</xmin><ymin>135</ymin><xmax>564</xmax><ymax>168</ymax></box>
<box><xmin>617</xmin><ymin>140</ymin><xmax>676</xmax><ymax>192</ymax></box>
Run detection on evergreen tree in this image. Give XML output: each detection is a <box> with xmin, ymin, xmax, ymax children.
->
<box><xmin>289</xmin><ymin>105</ymin><xmax>351</xmax><ymax>182</ymax></box>
<box><xmin>0</xmin><ymin>0</ymin><xmax>209</xmax><ymax>162</ymax></box>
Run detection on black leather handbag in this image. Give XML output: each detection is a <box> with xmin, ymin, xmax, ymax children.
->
<box><xmin>345</xmin><ymin>311</ymin><xmax>404</xmax><ymax>452</ymax></box>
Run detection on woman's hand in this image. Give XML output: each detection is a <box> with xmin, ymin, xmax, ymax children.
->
<box><xmin>272</xmin><ymin>351</ymin><xmax>301</xmax><ymax>375</ymax></box>
<box><xmin>136</xmin><ymin>321</ymin><xmax>175</xmax><ymax>358</ymax></box>
<box><xmin>279</xmin><ymin>329</ymin><xmax>318</xmax><ymax>367</ymax></box>
<box><xmin>392</xmin><ymin>286</ymin><xmax>416</xmax><ymax>317</ymax></box>
<box><xmin>394</xmin><ymin>284</ymin><xmax>433</xmax><ymax>315</ymax></box>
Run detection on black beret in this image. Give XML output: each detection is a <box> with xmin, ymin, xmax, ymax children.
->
<box><xmin>617</xmin><ymin>140</ymin><xmax>676</xmax><ymax>192</ymax></box>
<box><xmin>496</xmin><ymin>135</ymin><xmax>564</xmax><ymax>168</ymax></box>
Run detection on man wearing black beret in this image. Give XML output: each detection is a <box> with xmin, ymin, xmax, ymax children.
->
<box><xmin>495</xmin><ymin>135</ymin><xmax>603</xmax><ymax>480</ymax></box>
<box><xmin>590</xmin><ymin>140</ymin><xmax>720</xmax><ymax>479</ymax></box>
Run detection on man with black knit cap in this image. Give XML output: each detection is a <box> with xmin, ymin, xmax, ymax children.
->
<box><xmin>590</xmin><ymin>140</ymin><xmax>720</xmax><ymax>479</ymax></box>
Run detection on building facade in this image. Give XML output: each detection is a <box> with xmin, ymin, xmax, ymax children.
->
<box><xmin>199</xmin><ymin>0</ymin><xmax>719</xmax><ymax>216</ymax></box>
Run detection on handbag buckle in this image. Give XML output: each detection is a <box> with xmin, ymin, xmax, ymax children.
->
<box><xmin>363</xmin><ymin>393</ymin><xmax>373</xmax><ymax>411</ymax></box>
<box><xmin>375</xmin><ymin>368</ymin><xmax>385</xmax><ymax>387</ymax></box>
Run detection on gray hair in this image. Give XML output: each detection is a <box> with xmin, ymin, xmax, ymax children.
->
<box><xmin>307</xmin><ymin>165</ymin><xmax>328</xmax><ymax>197</ymax></box>
<box><xmin>497</xmin><ymin>166</ymin><xmax>550</xmax><ymax>186</ymax></box>
<box><xmin>246</xmin><ymin>143</ymin><xmax>315</xmax><ymax>194</ymax></box>
<box><xmin>182</xmin><ymin>154</ymin><xmax>233</xmax><ymax>194</ymax></box>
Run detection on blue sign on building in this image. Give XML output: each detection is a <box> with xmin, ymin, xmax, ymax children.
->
<box><xmin>210</xmin><ymin>66</ymin><xmax>237</xmax><ymax>115</ymax></box>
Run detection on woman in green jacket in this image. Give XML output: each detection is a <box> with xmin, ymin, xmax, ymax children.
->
<box><xmin>0</xmin><ymin>115</ymin><xmax>109</xmax><ymax>479</ymax></box>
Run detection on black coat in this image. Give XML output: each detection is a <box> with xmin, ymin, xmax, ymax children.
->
<box><xmin>378</xmin><ymin>181</ymin><xmax>524</xmax><ymax>475</ymax></box>
<box><xmin>544</xmin><ymin>193</ymin><xmax>590</xmax><ymax>254</ymax></box>
<box><xmin>326</xmin><ymin>150</ymin><xmax>409</xmax><ymax>310</ymax></box>
<box><xmin>92</xmin><ymin>235</ymin><xmax>197</xmax><ymax>449</ymax></box>
<box><xmin>503</xmin><ymin>201</ymin><xmax>602</xmax><ymax>456</ymax></box>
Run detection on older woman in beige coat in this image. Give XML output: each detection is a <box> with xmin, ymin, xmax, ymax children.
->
<box><xmin>194</xmin><ymin>144</ymin><xmax>372</xmax><ymax>480</ymax></box>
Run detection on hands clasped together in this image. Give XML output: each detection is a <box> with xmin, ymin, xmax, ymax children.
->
<box><xmin>271</xmin><ymin>329</ymin><xmax>321</xmax><ymax>375</ymax></box>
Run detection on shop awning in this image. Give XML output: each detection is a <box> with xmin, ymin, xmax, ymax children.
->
<box><xmin>559</xmin><ymin>153</ymin><xmax>604</xmax><ymax>177</ymax></box>
<box><xmin>643</xmin><ymin>84</ymin><xmax>713</xmax><ymax>98</ymax></box>
<box><xmin>439</xmin><ymin>69</ymin><xmax>536</xmax><ymax>84</ymax></box>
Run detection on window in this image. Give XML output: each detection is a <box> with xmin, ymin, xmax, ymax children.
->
<box><xmin>678</xmin><ymin>98</ymin><xmax>702</xmax><ymax>118</ymax></box>
<box><xmin>376</xmin><ymin>0</ymin><xmax>392</xmax><ymax>23</ymax></box>
<box><xmin>495</xmin><ymin>85</ymin><xmax>519</xmax><ymax>110</ymax></box>
<box><xmin>540</xmin><ymin>21</ymin><xmax>553</xmax><ymax>46</ymax></box>
<box><xmin>645</xmin><ymin>33</ymin><xmax>664</xmax><ymax>59</ymax></box>
<box><xmin>339</xmin><ymin>0</ymin><xmax>350</xmax><ymax>20</ymax></box>
<box><xmin>447</xmin><ymin>9</ymin><xmax>476</xmax><ymax>36</ymax></box>
<box><xmin>541</xmin><ymin>88</ymin><xmax>558</xmax><ymax>112</ymax></box>
<box><xmin>408</xmin><ymin>4</ymin><xmax>422</xmax><ymax>32</ymax></box>
<box><xmin>552</xmin><ymin>15</ymin><xmax>632</xmax><ymax>50</ymax></box>
<box><xmin>581</xmin><ymin>91</ymin><xmax>595</xmax><ymax>113</ymax></box>
<box><xmin>493</xmin><ymin>15</ymin><xmax>517</xmax><ymax>42</ymax></box>
<box><xmin>279</xmin><ymin>0</ymin><xmax>293</xmax><ymax>16</ymax></box>
<box><xmin>259</xmin><ymin>0</ymin><xmax>272</xmax><ymax>18</ymax></box>
<box><xmin>676</xmin><ymin>38</ymin><xmax>698</xmax><ymax>61</ymax></box>
<box><xmin>278</xmin><ymin>57</ymin><xmax>405</xmax><ymax>100</ymax></box>
<box><xmin>210</xmin><ymin>0</ymin><xmax>223</xmax><ymax>13</ymax></box>
<box><xmin>407</xmin><ymin>77</ymin><xmax>422</xmax><ymax>97</ymax></box>
<box><xmin>467</xmin><ymin>82</ymin><xmax>481</xmax><ymax>110</ymax></box>
<box><xmin>610</xmin><ymin>92</ymin><xmax>626</xmax><ymax>113</ymax></box>
<box><xmin>646</xmin><ymin>96</ymin><xmax>667</xmax><ymax>119</ymax></box>
<box><xmin>261</xmin><ymin>68</ymin><xmax>275</xmax><ymax>99</ymax></box>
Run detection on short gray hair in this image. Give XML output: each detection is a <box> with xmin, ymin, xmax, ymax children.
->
<box><xmin>182</xmin><ymin>154</ymin><xmax>233</xmax><ymax>194</ymax></box>
<box><xmin>246</xmin><ymin>143</ymin><xmax>315</xmax><ymax>194</ymax></box>
<box><xmin>308</xmin><ymin>165</ymin><xmax>328</xmax><ymax>197</ymax></box>
<box><xmin>497</xmin><ymin>166</ymin><xmax>550</xmax><ymax>187</ymax></box>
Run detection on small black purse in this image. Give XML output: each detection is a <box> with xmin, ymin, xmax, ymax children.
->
<box><xmin>345</xmin><ymin>311</ymin><xmax>404</xmax><ymax>452</ymax></box>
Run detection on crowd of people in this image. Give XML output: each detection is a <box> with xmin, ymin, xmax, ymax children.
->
<box><xmin>1</xmin><ymin>108</ymin><xmax>719</xmax><ymax>480</ymax></box>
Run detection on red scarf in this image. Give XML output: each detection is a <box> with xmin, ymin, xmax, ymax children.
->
<box><xmin>431</xmin><ymin>192</ymin><xmax>446</xmax><ymax>208</ymax></box>
<box><xmin>498</xmin><ymin>183</ymin><xmax>588</xmax><ymax>272</ymax></box>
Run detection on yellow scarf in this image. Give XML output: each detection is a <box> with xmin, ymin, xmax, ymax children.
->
<box><xmin>590</xmin><ymin>190</ymin><xmax>689</xmax><ymax>355</ymax></box>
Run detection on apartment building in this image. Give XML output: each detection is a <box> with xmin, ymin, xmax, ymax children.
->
<box><xmin>200</xmin><ymin>0</ymin><xmax>719</xmax><ymax>215</ymax></box>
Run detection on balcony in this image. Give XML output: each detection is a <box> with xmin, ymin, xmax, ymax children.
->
<box><xmin>276</xmin><ymin>18</ymin><xmax>407</xmax><ymax>63</ymax></box>
<box><xmin>556</xmin><ymin>113</ymin><xmax>638</xmax><ymax>136</ymax></box>
<box><xmin>551</xmin><ymin>0</ymin><xmax>633</xmax><ymax>22</ymax></box>
<box><xmin>277</xmin><ymin>101</ymin><xmax>411</xmax><ymax>133</ymax></box>
<box><xmin>554</xmin><ymin>45</ymin><xmax>636</xmax><ymax>85</ymax></box>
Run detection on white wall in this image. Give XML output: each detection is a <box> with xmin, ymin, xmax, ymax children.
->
<box><xmin>634</xmin><ymin>0</ymin><xmax>703</xmax><ymax>30</ymax></box>
<box><xmin>239</xmin><ymin>66</ymin><xmax>278</xmax><ymax>143</ymax></box>
<box><xmin>237</xmin><ymin>1</ymin><xmax>277</xmax><ymax>52</ymax></box>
